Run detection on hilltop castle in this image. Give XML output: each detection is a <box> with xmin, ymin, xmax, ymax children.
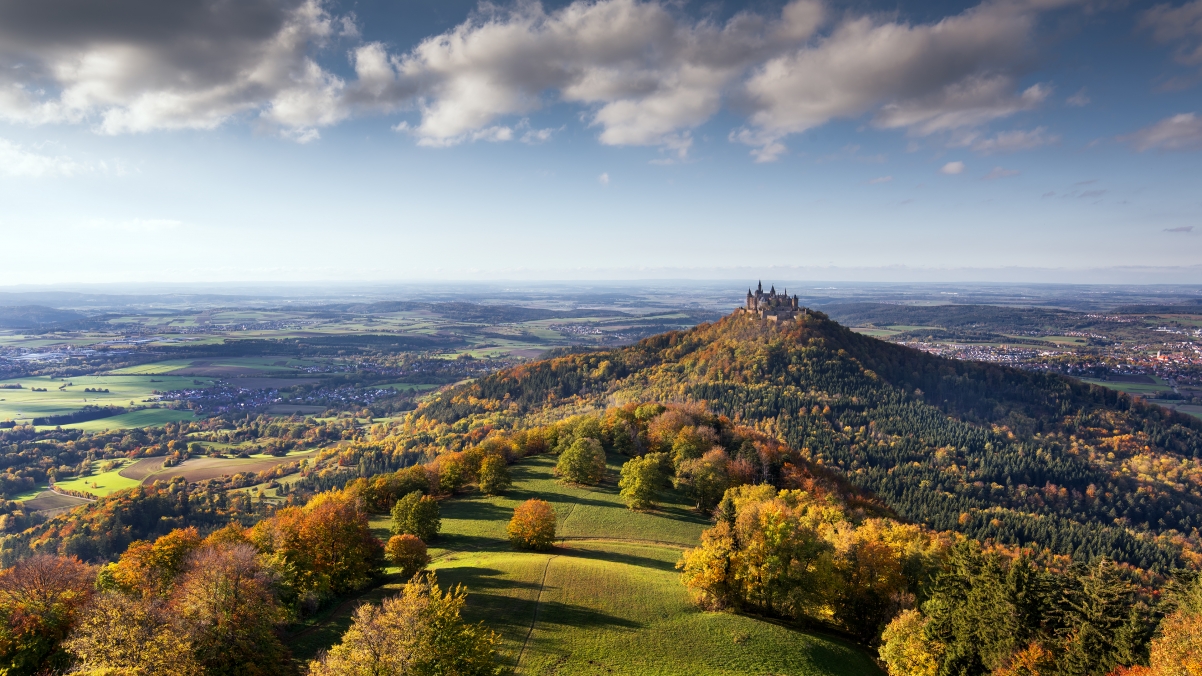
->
<box><xmin>738</xmin><ymin>281</ymin><xmax>808</xmax><ymax>321</ymax></box>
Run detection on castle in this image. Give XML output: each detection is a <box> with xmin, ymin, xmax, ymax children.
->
<box><xmin>738</xmin><ymin>281</ymin><xmax>808</xmax><ymax>321</ymax></box>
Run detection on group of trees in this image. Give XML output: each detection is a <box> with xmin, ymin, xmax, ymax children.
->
<box><xmin>411</xmin><ymin>312</ymin><xmax>1202</xmax><ymax>572</ymax></box>
<box><xmin>0</xmin><ymin>480</ymin><xmax>506</xmax><ymax>675</ymax></box>
<box><xmin>678</xmin><ymin>484</ymin><xmax>943</xmax><ymax>642</ymax></box>
<box><xmin>879</xmin><ymin>547</ymin><xmax>1202</xmax><ymax>676</ymax></box>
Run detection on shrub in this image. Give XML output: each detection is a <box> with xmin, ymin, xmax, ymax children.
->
<box><xmin>386</xmin><ymin>535</ymin><xmax>430</xmax><ymax>579</ymax></box>
<box><xmin>555</xmin><ymin>438</ymin><xmax>606</xmax><ymax>486</ymax></box>
<box><xmin>391</xmin><ymin>491</ymin><xmax>441</xmax><ymax>542</ymax></box>
<box><xmin>508</xmin><ymin>499</ymin><xmax>556</xmax><ymax>551</ymax></box>
<box><xmin>477</xmin><ymin>455</ymin><xmax>511</xmax><ymax>496</ymax></box>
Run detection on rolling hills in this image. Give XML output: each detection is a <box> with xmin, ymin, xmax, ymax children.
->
<box><xmin>417</xmin><ymin>310</ymin><xmax>1202</xmax><ymax>572</ymax></box>
<box><xmin>290</xmin><ymin>452</ymin><xmax>881</xmax><ymax>676</ymax></box>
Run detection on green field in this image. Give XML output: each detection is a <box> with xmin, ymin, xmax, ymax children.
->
<box><xmin>289</xmin><ymin>454</ymin><xmax>880</xmax><ymax>675</ymax></box>
<box><xmin>53</xmin><ymin>460</ymin><xmax>143</xmax><ymax>497</ymax></box>
<box><xmin>54</xmin><ymin>408</ymin><xmax>197</xmax><ymax>432</ymax></box>
<box><xmin>0</xmin><ymin>374</ymin><xmax>205</xmax><ymax>424</ymax></box>
<box><xmin>107</xmin><ymin>359</ymin><xmax>197</xmax><ymax>375</ymax></box>
<box><xmin>1081</xmin><ymin>377</ymin><xmax>1176</xmax><ymax>397</ymax></box>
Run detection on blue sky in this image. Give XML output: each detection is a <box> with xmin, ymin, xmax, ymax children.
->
<box><xmin>0</xmin><ymin>0</ymin><xmax>1200</xmax><ymax>284</ymax></box>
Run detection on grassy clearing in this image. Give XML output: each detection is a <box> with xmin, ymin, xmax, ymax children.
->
<box><xmin>294</xmin><ymin>453</ymin><xmax>880</xmax><ymax>676</ymax></box>
<box><xmin>54</xmin><ymin>460</ymin><xmax>143</xmax><ymax>497</ymax></box>
<box><xmin>1081</xmin><ymin>378</ymin><xmax>1175</xmax><ymax>396</ymax></box>
<box><xmin>851</xmin><ymin>327</ymin><xmax>901</xmax><ymax>338</ymax></box>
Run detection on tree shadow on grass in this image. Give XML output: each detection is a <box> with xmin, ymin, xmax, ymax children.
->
<box><xmin>532</xmin><ymin>599</ymin><xmax>642</xmax><ymax>631</ymax></box>
<box><xmin>556</xmin><ymin>544</ymin><xmax>679</xmax><ymax>572</ymax></box>
<box><xmin>506</xmin><ymin>488</ymin><xmax>616</xmax><ymax>510</ymax></box>
<box><xmin>432</xmin><ymin>533</ymin><xmax>508</xmax><ymax>552</ymax></box>
<box><xmin>441</xmin><ymin>500</ymin><xmax>513</xmax><ymax>522</ymax></box>
<box><xmin>433</xmin><ymin>565</ymin><xmax>544</xmax><ymax>594</ymax></box>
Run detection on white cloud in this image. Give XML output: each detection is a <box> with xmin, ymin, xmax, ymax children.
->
<box><xmin>0</xmin><ymin>0</ymin><xmax>351</xmax><ymax>140</ymax></box>
<box><xmin>598</xmin><ymin>172</ymin><xmax>610</xmax><ymax>185</ymax></box>
<box><xmin>737</xmin><ymin>2</ymin><xmax>1050</xmax><ymax>159</ymax></box>
<box><xmin>1125</xmin><ymin>113</ymin><xmax>1202</xmax><ymax>151</ymax></box>
<box><xmin>1066</xmin><ymin>88</ymin><xmax>1090</xmax><ymax>106</ymax></box>
<box><xmin>869</xmin><ymin>175</ymin><xmax>893</xmax><ymax>184</ymax></box>
<box><xmin>983</xmin><ymin>166</ymin><xmax>1020</xmax><ymax>179</ymax></box>
<box><xmin>0</xmin><ymin>0</ymin><xmax>1067</xmax><ymax>157</ymax></box>
<box><xmin>967</xmin><ymin>126</ymin><xmax>1059</xmax><ymax>153</ymax></box>
<box><xmin>941</xmin><ymin>161</ymin><xmax>966</xmax><ymax>174</ymax></box>
<box><xmin>1141</xmin><ymin>0</ymin><xmax>1202</xmax><ymax>66</ymax></box>
<box><xmin>520</xmin><ymin>127</ymin><xmax>559</xmax><ymax>144</ymax></box>
<box><xmin>0</xmin><ymin>139</ymin><xmax>90</xmax><ymax>177</ymax></box>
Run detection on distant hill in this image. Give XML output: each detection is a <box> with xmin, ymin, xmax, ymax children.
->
<box><xmin>821</xmin><ymin>302</ymin><xmax>1091</xmax><ymax>331</ymax></box>
<box><xmin>0</xmin><ymin>305</ymin><xmax>86</xmax><ymax>329</ymax></box>
<box><xmin>417</xmin><ymin>311</ymin><xmax>1202</xmax><ymax>572</ymax></box>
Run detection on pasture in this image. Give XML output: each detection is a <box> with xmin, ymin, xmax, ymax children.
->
<box><xmin>57</xmin><ymin>408</ymin><xmax>196</xmax><ymax>432</ymax></box>
<box><xmin>289</xmin><ymin>454</ymin><xmax>881</xmax><ymax>675</ymax></box>
<box><xmin>54</xmin><ymin>460</ymin><xmax>143</xmax><ymax>497</ymax></box>
<box><xmin>0</xmin><ymin>374</ymin><xmax>206</xmax><ymax>424</ymax></box>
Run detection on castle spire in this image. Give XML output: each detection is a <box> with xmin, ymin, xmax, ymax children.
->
<box><xmin>757</xmin><ymin>280</ymin><xmax>762</xmax><ymax>293</ymax></box>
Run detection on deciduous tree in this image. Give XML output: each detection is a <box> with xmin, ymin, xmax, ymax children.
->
<box><xmin>507</xmin><ymin>500</ymin><xmax>556</xmax><ymax>551</ymax></box>
<box><xmin>555</xmin><ymin>438</ymin><xmax>605</xmax><ymax>486</ymax></box>
<box><xmin>618</xmin><ymin>453</ymin><xmax>666</xmax><ymax>510</ymax></box>
<box><xmin>477</xmin><ymin>455</ymin><xmax>511</xmax><ymax>496</ymax></box>
<box><xmin>385</xmin><ymin>535</ymin><xmax>430</xmax><ymax>579</ymax></box>
<box><xmin>391</xmin><ymin>491</ymin><xmax>441</xmax><ymax>543</ymax></box>
<box><xmin>0</xmin><ymin>554</ymin><xmax>95</xmax><ymax>675</ymax></box>
<box><xmin>307</xmin><ymin>573</ymin><xmax>500</xmax><ymax>676</ymax></box>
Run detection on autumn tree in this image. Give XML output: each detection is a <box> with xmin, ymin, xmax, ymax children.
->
<box><xmin>386</xmin><ymin>535</ymin><xmax>430</xmax><ymax>579</ymax></box>
<box><xmin>674</xmin><ymin>449</ymin><xmax>731</xmax><ymax>512</ymax></box>
<box><xmin>618</xmin><ymin>453</ymin><xmax>667</xmax><ymax>510</ymax></box>
<box><xmin>391</xmin><ymin>491</ymin><xmax>441</xmax><ymax>542</ymax></box>
<box><xmin>308</xmin><ymin>573</ymin><xmax>500</xmax><ymax>676</ymax></box>
<box><xmin>171</xmin><ymin>543</ymin><xmax>291</xmax><ymax>675</ymax></box>
<box><xmin>107</xmin><ymin>527</ymin><xmax>203</xmax><ymax>598</ymax></box>
<box><xmin>64</xmin><ymin>592</ymin><xmax>200</xmax><ymax>676</ymax></box>
<box><xmin>878</xmin><ymin>609</ymin><xmax>941</xmax><ymax>676</ymax></box>
<box><xmin>555</xmin><ymin>438</ymin><xmax>605</xmax><ymax>486</ymax></box>
<box><xmin>477</xmin><ymin>455</ymin><xmax>511</xmax><ymax>496</ymax></box>
<box><xmin>0</xmin><ymin>555</ymin><xmax>95</xmax><ymax>675</ymax></box>
<box><xmin>508</xmin><ymin>499</ymin><xmax>556</xmax><ymax>551</ymax></box>
<box><xmin>251</xmin><ymin>490</ymin><xmax>384</xmax><ymax>607</ymax></box>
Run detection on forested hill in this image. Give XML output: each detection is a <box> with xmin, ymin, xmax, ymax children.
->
<box><xmin>420</xmin><ymin>310</ymin><xmax>1202</xmax><ymax>572</ymax></box>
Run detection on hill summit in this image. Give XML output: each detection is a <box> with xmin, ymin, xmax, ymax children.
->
<box><xmin>420</xmin><ymin>309</ymin><xmax>1202</xmax><ymax>572</ymax></box>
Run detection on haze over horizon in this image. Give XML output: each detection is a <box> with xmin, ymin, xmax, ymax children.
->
<box><xmin>1</xmin><ymin>0</ymin><xmax>1200</xmax><ymax>284</ymax></box>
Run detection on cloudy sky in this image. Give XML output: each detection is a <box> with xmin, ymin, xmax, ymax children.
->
<box><xmin>1</xmin><ymin>0</ymin><xmax>1200</xmax><ymax>284</ymax></box>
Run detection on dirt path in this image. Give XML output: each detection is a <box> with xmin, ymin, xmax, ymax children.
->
<box><xmin>515</xmin><ymin>553</ymin><xmax>559</xmax><ymax>670</ymax></box>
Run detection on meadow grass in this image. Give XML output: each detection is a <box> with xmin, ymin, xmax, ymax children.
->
<box><xmin>0</xmin><ymin>374</ymin><xmax>205</xmax><ymax>423</ymax></box>
<box><xmin>305</xmin><ymin>452</ymin><xmax>881</xmax><ymax>676</ymax></box>
<box><xmin>108</xmin><ymin>360</ymin><xmax>196</xmax><ymax>375</ymax></box>
<box><xmin>54</xmin><ymin>408</ymin><xmax>196</xmax><ymax>432</ymax></box>
<box><xmin>54</xmin><ymin>460</ymin><xmax>143</xmax><ymax>497</ymax></box>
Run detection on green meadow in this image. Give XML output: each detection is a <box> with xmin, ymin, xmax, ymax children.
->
<box><xmin>0</xmin><ymin>374</ymin><xmax>206</xmax><ymax>424</ymax></box>
<box><xmin>55</xmin><ymin>408</ymin><xmax>196</xmax><ymax>432</ymax></box>
<box><xmin>289</xmin><ymin>454</ymin><xmax>881</xmax><ymax>676</ymax></box>
<box><xmin>53</xmin><ymin>460</ymin><xmax>143</xmax><ymax>497</ymax></box>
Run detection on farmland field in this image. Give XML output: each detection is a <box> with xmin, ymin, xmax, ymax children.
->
<box><xmin>56</xmin><ymin>408</ymin><xmax>197</xmax><ymax>431</ymax></box>
<box><xmin>289</xmin><ymin>453</ymin><xmax>880</xmax><ymax>676</ymax></box>
<box><xmin>20</xmin><ymin>490</ymin><xmax>91</xmax><ymax>513</ymax></box>
<box><xmin>0</xmin><ymin>374</ymin><xmax>208</xmax><ymax>424</ymax></box>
